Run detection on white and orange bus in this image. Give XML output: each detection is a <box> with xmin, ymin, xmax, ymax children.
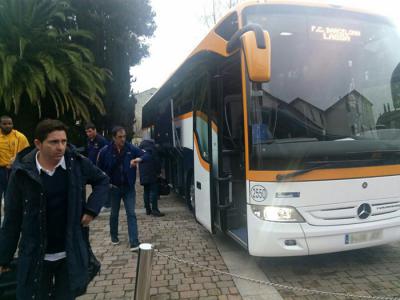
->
<box><xmin>142</xmin><ymin>1</ymin><xmax>400</xmax><ymax>256</ymax></box>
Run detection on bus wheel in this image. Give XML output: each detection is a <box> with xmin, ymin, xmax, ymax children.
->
<box><xmin>186</xmin><ymin>173</ymin><xmax>195</xmax><ymax>213</ymax></box>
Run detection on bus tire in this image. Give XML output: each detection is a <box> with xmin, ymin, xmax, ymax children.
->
<box><xmin>186</xmin><ymin>172</ymin><xmax>195</xmax><ymax>213</ymax></box>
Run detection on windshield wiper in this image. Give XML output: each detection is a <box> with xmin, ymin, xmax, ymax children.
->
<box><xmin>347</xmin><ymin>149</ymin><xmax>400</xmax><ymax>155</ymax></box>
<box><xmin>263</xmin><ymin>138</ymin><xmax>318</xmax><ymax>145</ymax></box>
<box><xmin>276</xmin><ymin>163</ymin><xmax>333</xmax><ymax>181</ymax></box>
<box><xmin>276</xmin><ymin>159</ymin><xmax>385</xmax><ymax>181</ymax></box>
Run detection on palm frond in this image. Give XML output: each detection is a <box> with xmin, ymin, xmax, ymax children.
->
<box><xmin>0</xmin><ymin>0</ymin><xmax>107</xmax><ymax>119</ymax></box>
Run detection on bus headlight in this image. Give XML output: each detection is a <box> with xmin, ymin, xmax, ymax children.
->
<box><xmin>251</xmin><ymin>205</ymin><xmax>305</xmax><ymax>222</ymax></box>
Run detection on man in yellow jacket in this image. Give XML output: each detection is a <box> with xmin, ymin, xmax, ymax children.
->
<box><xmin>0</xmin><ymin>115</ymin><xmax>29</xmax><ymax>222</ymax></box>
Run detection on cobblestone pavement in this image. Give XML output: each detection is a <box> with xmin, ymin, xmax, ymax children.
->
<box><xmin>78</xmin><ymin>184</ymin><xmax>242</xmax><ymax>300</ymax></box>
<box><xmin>257</xmin><ymin>242</ymin><xmax>400</xmax><ymax>299</ymax></box>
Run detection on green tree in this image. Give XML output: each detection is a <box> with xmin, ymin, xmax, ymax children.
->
<box><xmin>70</xmin><ymin>0</ymin><xmax>156</xmax><ymax>136</ymax></box>
<box><xmin>0</xmin><ymin>0</ymin><xmax>108</xmax><ymax>122</ymax></box>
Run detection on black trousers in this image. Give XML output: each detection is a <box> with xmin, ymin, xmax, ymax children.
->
<box><xmin>0</xmin><ymin>167</ymin><xmax>10</xmax><ymax>224</ymax></box>
<box><xmin>39</xmin><ymin>258</ymin><xmax>75</xmax><ymax>300</ymax></box>
<box><xmin>143</xmin><ymin>182</ymin><xmax>159</xmax><ymax>211</ymax></box>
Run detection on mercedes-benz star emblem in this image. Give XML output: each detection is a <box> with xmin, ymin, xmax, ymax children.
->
<box><xmin>362</xmin><ymin>182</ymin><xmax>368</xmax><ymax>189</ymax></box>
<box><xmin>357</xmin><ymin>203</ymin><xmax>372</xmax><ymax>219</ymax></box>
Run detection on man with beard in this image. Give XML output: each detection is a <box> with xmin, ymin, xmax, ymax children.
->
<box><xmin>0</xmin><ymin>116</ymin><xmax>29</xmax><ymax>223</ymax></box>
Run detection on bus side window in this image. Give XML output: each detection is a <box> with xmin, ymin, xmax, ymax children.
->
<box><xmin>194</xmin><ymin>74</ymin><xmax>211</xmax><ymax>161</ymax></box>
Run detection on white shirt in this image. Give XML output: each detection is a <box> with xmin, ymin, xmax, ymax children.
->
<box><xmin>35</xmin><ymin>152</ymin><xmax>67</xmax><ymax>261</ymax></box>
<box><xmin>35</xmin><ymin>152</ymin><xmax>66</xmax><ymax>175</ymax></box>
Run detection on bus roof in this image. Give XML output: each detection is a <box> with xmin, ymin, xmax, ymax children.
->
<box><xmin>142</xmin><ymin>0</ymin><xmax>391</xmax><ymax>124</ymax></box>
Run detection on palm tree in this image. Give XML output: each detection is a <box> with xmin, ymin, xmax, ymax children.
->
<box><xmin>0</xmin><ymin>0</ymin><xmax>108</xmax><ymax>121</ymax></box>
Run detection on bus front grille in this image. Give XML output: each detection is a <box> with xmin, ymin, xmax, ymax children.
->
<box><xmin>301</xmin><ymin>200</ymin><xmax>400</xmax><ymax>226</ymax></box>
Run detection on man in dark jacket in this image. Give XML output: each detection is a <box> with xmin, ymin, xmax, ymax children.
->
<box><xmin>139</xmin><ymin>139</ymin><xmax>165</xmax><ymax>217</ymax></box>
<box><xmin>97</xmin><ymin>126</ymin><xmax>148</xmax><ymax>251</ymax></box>
<box><xmin>84</xmin><ymin>123</ymin><xmax>109</xmax><ymax>210</ymax></box>
<box><xmin>0</xmin><ymin>119</ymin><xmax>109</xmax><ymax>299</ymax></box>
<box><xmin>85</xmin><ymin>123</ymin><xmax>108</xmax><ymax>165</ymax></box>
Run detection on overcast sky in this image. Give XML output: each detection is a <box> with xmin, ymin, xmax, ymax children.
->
<box><xmin>131</xmin><ymin>0</ymin><xmax>400</xmax><ymax>94</ymax></box>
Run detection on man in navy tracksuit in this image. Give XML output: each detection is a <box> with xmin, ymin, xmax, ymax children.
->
<box><xmin>85</xmin><ymin>123</ymin><xmax>108</xmax><ymax>165</ymax></box>
<box><xmin>97</xmin><ymin>126</ymin><xmax>149</xmax><ymax>251</ymax></box>
<box><xmin>85</xmin><ymin>123</ymin><xmax>109</xmax><ymax>209</ymax></box>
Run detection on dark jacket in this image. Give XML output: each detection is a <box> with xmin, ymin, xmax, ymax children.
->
<box><xmin>97</xmin><ymin>142</ymin><xmax>149</xmax><ymax>188</ymax></box>
<box><xmin>0</xmin><ymin>147</ymin><xmax>109</xmax><ymax>299</ymax></box>
<box><xmin>139</xmin><ymin>139</ymin><xmax>161</xmax><ymax>185</ymax></box>
<box><xmin>86</xmin><ymin>134</ymin><xmax>108</xmax><ymax>165</ymax></box>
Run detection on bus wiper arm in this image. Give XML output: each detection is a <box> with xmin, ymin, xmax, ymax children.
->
<box><xmin>276</xmin><ymin>163</ymin><xmax>333</xmax><ymax>181</ymax></box>
<box><xmin>264</xmin><ymin>138</ymin><xmax>318</xmax><ymax>145</ymax></box>
<box><xmin>275</xmin><ymin>159</ymin><xmax>384</xmax><ymax>182</ymax></box>
<box><xmin>276</xmin><ymin>159</ymin><xmax>384</xmax><ymax>181</ymax></box>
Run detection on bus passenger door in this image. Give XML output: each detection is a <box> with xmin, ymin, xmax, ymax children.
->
<box><xmin>211</xmin><ymin>57</ymin><xmax>248</xmax><ymax>248</ymax></box>
<box><xmin>193</xmin><ymin>76</ymin><xmax>213</xmax><ymax>232</ymax></box>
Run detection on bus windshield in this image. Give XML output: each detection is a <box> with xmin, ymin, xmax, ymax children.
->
<box><xmin>243</xmin><ymin>5</ymin><xmax>400</xmax><ymax>170</ymax></box>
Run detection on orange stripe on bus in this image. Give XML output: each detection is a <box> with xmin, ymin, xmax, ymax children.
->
<box><xmin>175</xmin><ymin>112</ymin><xmax>193</xmax><ymax>121</ymax></box>
<box><xmin>190</xmin><ymin>31</ymin><xmax>228</xmax><ymax>59</ymax></box>
<box><xmin>241</xmin><ymin>54</ymin><xmax>250</xmax><ymax>180</ymax></box>
<box><xmin>247</xmin><ymin>165</ymin><xmax>400</xmax><ymax>182</ymax></box>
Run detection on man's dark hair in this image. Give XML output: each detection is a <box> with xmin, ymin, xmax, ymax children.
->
<box><xmin>34</xmin><ymin>119</ymin><xmax>68</xmax><ymax>142</ymax></box>
<box><xmin>0</xmin><ymin>115</ymin><xmax>12</xmax><ymax>122</ymax></box>
<box><xmin>85</xmin><ymin>123</ymin><xmax>96</xmax><ymax>130</ymax></box>
<box><xmin>111</xmin><ymin>126</ymin><xmax>125</xmax><ymax>137</ymax></box>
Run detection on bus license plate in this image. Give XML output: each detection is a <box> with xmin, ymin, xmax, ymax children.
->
<box><xmin>345</xmin><ymin>230</ymin><xmax>382</xmax><ymax>245</ymax></box>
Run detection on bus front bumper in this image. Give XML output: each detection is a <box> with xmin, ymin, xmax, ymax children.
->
<box><xmin>247</xmin><ymin>206</ymin><xmax>400</xmax><ymax>257</ymax></box>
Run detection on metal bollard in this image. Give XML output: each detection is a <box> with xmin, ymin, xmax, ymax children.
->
<box><xmin>133</xmin><ymin>243</ymin><xmax>154</xmax><ymax>300</ymax></box>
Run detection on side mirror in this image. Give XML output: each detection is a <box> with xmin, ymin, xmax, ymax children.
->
<box><xmin>241</xmin><ymin>31</ymin><xmax>271</xmax><ymax>82</ymax></box>
<box><xmin>227</xmin><ymin>25</ymin><xmax>271</xmax><ymax>83</ymax></box>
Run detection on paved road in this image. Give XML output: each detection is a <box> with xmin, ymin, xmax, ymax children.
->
<box><xmin>257</xmin><ymin>241</ymin><xmax>400</xmax><ymax>299</ymax></box>
<box><xmin>79</xmin><ymin>184</ymin><xmax>242</xmax><ymax>300</ymax></box>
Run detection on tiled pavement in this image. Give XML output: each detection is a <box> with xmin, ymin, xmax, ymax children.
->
<box><xmin>78</xmin><ymin>184</ymin><xmax>242</xmax><ymax>300</ymax></box>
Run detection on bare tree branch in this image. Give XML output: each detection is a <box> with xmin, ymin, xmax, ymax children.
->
<box><xmin>201</xmin><ymin>0</ymin><xmax>244</xmax><ymax>28</ymax></box>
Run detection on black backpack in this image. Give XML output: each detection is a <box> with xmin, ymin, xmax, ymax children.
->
<box><xmin>158</xmin><ymin>177</ymin><xmax>170</xmax><ymax>196</ymax></box>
